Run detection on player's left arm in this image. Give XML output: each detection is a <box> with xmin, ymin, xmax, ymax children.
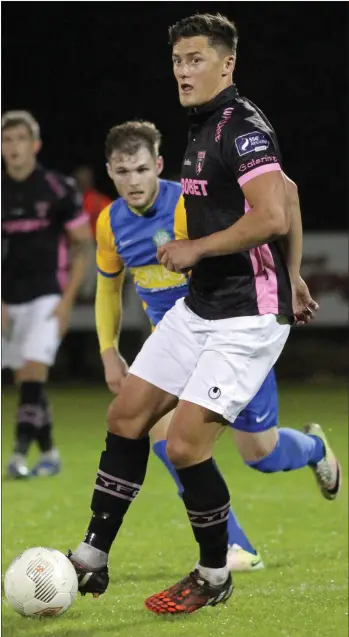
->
<box><xmin>282</xmin><ymin>174</ymin><xmax>319</xmax><ymax>323</ymax></box>
<box><xmin>197</xmin><ymin>153</ymin><xmax>290</xmax><ymax>259</ymax></box>
<box><xmin>158</xmin><ymin>128</ymin><xmax>288</xmax><ymax>272</ymax></box>
<box><xmin>52</xmin><ymin>179</ymin><xmax>93</xmax><ymax>335</ymax></box>
<box><xmin>282</xmin><ymin>174</ymin><xmax>302</xmax><ymax>284</ymax></box>
<box><xmin>158</xmin><ymin>171</ymin><xmax>289</xmax><ymax>271</ymax></box>
<box><xmin>64</xmin><ymin>221</ymin><xmax>93</xmax><ymax>305</ymax></box>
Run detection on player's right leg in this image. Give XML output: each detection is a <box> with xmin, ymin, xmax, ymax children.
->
<box><xmin>68</xmin><ymin>301</ymin><xmax>205</xmax><ymax>596</ymax></box>
<box><xmin>69</xmin><ymin>375</ymin><xmax>177</xmax><ymax>597</ymax></box>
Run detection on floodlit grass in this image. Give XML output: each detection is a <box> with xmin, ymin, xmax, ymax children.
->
<box><xmin>2</xmin><ymin>384</ymin><xmax>348</xmax><ymax>637</ymax></box>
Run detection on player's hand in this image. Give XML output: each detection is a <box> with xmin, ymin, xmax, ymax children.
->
<box><xmin>157</xmin><ymin>239</ymin><xmax>202</xmax><ymax>273</ymax></box>
<box><xmin>50</xmin><ymin>299</ymin><xmax>71</xmax><ymax>338</ymax></box>
<box><xmin>2</xmin><ymin>302</ymin><xmax>11</xmax><ymax>338</ymax></box>
<box><xmin>102</xmin><ymin>348</ymin><xmax>128</xmax><ymax>395</ymax></box>
<box><xmin>292</xmin><ymin>276</ymin><xmax>319</xmax><ymax>325</ymax></box>
<box><xmin>2</xmin><ymin>301</ymin><xmax>8</xmax><ymax>331</ymax></box>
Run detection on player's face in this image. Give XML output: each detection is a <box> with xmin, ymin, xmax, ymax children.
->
<box><xmin>107</xmin><ymin>146</ymin><xmax>163</xmax><ymax>210</ymax></box>
<box><xmin>172</xmin><ymin>36</ymin><xmax>234</xmax><ymax>108</ymax></box>
<box><xmin>1</xmin><ymin>124</ymin><xmax>40</xmax><ymax>171</ymax></box>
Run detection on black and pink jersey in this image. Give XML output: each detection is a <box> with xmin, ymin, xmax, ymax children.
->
<box><xmin>181</xmin><ymin>84</ymin><xmax>293</xmax><ymax>321</ymax></box>
<box><xmin>2</xmin><ymin>165</ymin><xmax>88</xmax><ymax>304</ymax></box>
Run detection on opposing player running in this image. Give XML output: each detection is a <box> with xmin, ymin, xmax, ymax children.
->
<box><xmin>68</xmin><ymin>14</ymin><xmax>340</xmax><ymax>615</ymax></box>
<box><xmin>2</xmin><ymin>111</ymin><xmax>92</xmax><ymax>478</ymax></box>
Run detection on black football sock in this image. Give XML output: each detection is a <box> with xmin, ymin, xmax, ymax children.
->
<box><xmin>36</xmin><ymin>389</ymin><xmax>54</xmax><ymax>453</ymax></box>
<box><xmin>14</xmin><ymin>382</ymin><xmax>44</xmax><ymax>455</ymax></box>
<box><xmin>177</xmin><ymin>458</ymin><xmax>230</xmax><ymax>569</ymax></box>
<box><xmin>83</xmin><ymin>432</ymin><xmax>150</xmax><ymax>554</ymax></box>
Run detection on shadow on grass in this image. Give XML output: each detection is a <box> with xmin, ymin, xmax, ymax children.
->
<box><xmin>1</xmin><ymin>607</ymin><xmax>197</xmax><ymax>637</ymax></box>
<box><xmin>115</xmin><ymin>570</ymin><xmax>184</xmax><ymax>584</ymax></box>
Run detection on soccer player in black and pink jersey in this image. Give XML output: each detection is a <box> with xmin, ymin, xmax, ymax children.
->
<box><xmin>67</xmin><ymin>14</ymin><xmax>340</xmax><ymax>614</ymax></box>
<box><xmin>2</xmin><ymin>111</ymin><xmax>92</xmax><ymax>478</ymax></box>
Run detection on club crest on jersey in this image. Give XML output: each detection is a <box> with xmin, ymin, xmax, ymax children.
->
<box><xmin>153</xmin><ymin>229</ymin><xmax>171</xmax><ymax>248</ymax></box>
<box><xmin>195</xmin><ymin>151</ymin><xmax>206</xmax><ymax>175</ymax></box>
<box><xmin>35</xmin><ymin>201</ymin><xmax>50</xmax><ymax>218</ymax></box>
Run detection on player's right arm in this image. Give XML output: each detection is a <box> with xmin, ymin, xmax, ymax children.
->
<box><xmin>95</xmin><ymin>206</ymin><xmax>128</xmax><ymax>394</ymax></box>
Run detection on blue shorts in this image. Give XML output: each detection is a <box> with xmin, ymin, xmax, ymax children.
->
<box><xmin>230</xmin><ymin>368</ymin><xmax>278</xmax><ymax>432</ymax></box>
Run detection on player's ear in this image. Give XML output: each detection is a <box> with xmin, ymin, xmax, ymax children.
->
<box><xmin>106</xmin><ymin>162</ymin><xmax>113</xmax><ymax>180</ymax></box>
<box><xmin>156</xmin><ymin>155</ymin><xmax>164</xmax><ymax>176</ymax></box>
<box><xmin>222</xmin><ymin>55</ymin><xmax>235</xmax><ymax>77</ymax></box>
<box><xmin>34</xmin><ymin>139</ymin><xmax>42</xmax><ymax>155</ymax></box>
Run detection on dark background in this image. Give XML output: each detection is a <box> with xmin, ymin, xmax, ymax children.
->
<box><xmin>2</xmin><ymin>2</ymin><xmax>348</xmax><ymax>230</ymax></box>
<box><xmin>2</xmin><ymin>2</ymin><xmax>348</xmax><ymax>383</ymax></box>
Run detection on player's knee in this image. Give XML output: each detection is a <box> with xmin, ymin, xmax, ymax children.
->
<box><xmin>16</xmin><ymin>361</ymin><xmax>48</xmax><ymax>383</ymax></box>
<box><xmin>106</xmin><ymin>397</ymin><xmax>150</xmax><ymax>439</ymax></box>
<box><xmin>166</xmin><ymin>439</ymin><xmax>193</xmax><ymax>468</ymax></box>
<box><xmin>106</xmin><ymin>399</ymin><xmax>137</xmax><ymax>439</ymax></box>
<box><xmin>166</xmin><ymin>434</ymin><xmax>206</xmax><ymax>468</ymax></box>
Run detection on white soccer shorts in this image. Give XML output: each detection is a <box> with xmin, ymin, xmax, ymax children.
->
<box><xmin>129</xmin><ymin>298</ymin><xmax>290</xmax><ymax>423</ymax></box>
<box><xmin>2</xmin><ymin>295</ymin><xmax>61</xmax><ymax>370</ymax></box>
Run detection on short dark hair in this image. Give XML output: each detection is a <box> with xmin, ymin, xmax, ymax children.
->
<box><xmin>169</xmin><ymin>13</ymin><xmax>238</xmax><ymax>56</ymax></box>
<box><xmin>105</xmin><ymin>121</ymin><xmax>162</xmax><ymax>161</ymax></box>
<box><xmin>1</xmin><ymin>110</ymin><xmax>40</xmax><ymax>140</ymax></box>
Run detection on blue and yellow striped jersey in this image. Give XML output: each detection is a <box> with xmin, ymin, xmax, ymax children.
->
<box><xmin>96</xmin><ymin>179</ymin><xmax>189</xmax><ymax>326</ymax></box>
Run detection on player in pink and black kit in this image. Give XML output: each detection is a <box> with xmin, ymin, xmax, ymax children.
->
<box><xmin>67</xmin><ymin>15</ymin><xmax>341</xmax><ymax>614</ymax></box>
<box><xmin>2</xmin><ymin>111</ymin><xmax>92</xmax><ymax>478</ymax></box>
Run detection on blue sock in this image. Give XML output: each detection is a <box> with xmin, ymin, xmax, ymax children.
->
<box><xmin>212</xmin><ymin>461</ymin><xmax>256</xmax><ymax>553</ymax></box>
<box><xmin>246</xmin><ymin>428</ymin><xmax>325</xmax><ymax>473</ymax></box>
<box><xmin>226</xmin><ymin>509</ymin><xmax>256</xmax><ymax>553</ymax></box>
<box><xmin>152</xmin><ymin>440</ymin><xmax>184</xmax><ymax>496</ymax></box>
<box><xmin>152</xmin><ymin>440</ymin><xmax>257</xmax><ymax>554</ymax></box>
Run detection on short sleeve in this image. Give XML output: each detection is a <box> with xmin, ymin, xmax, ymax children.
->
<box><xmin>223</xmin><ymin>115</ymin><xmax>282</xmax><ymax>188</ymax></box>
<box><xmin>96</xmin><ymin>205</ymin><xmax>124</xmax><ymax>277</ymax></box>
<box><xmin>174</xmin><ymin>195</ymin><xmax>188</xmax><ymax>240</ymax></box>
<box><xmin>52</xmin><ymin>175</ymin><xmax>90</xmax><ymax>229</ymax></box>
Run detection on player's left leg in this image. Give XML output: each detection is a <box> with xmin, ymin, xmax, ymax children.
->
<box><xmin>151</xmin><ymin>414</ymin><xmax>261</xmax><ymax>572</ymax></box>
<box><xmin>146</xmin><ymin>401</ymin><xmax>234</xmax><ymax>614</ymax></box>
<box><xmin>15</xmin><ymin>361</ymin><xmax>60</xmax><ymax>477</ymax></box>
<box><xmin>145</xmin><ymin>313</ymin><xmax>291</xmax><ymax>614</ymax></box>
<box><xmin>231</xmin><ymin>368</ymin><xmax>341</xmax><ymax>500</ymax></box>
<box><xmin>8</xmin><ymin>295</ymin><xmax>62</xmax><ymax>478</ymax></box>
<box><xmin>2</xmin><ymin>302</ymin><xmax>33</xmax><ymax>478</ymax></box>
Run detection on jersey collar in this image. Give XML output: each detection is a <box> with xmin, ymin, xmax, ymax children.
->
<box><xmin>189</xmin><ymin>85</ymin><xmax>238</xmax><ymax>118</ymax></box>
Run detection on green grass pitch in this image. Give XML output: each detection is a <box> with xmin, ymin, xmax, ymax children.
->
<box><xmin>1</xmin><ymin>384</ymin><xmax>348</xmax><ymax>637</ymax></box>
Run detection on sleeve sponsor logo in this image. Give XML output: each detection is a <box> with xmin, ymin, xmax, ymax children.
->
<box><xmin>238</xmin><ymin>155</ymin><xmax>279</xmax><ymax>173</ymax></box>
<box><xmin>235</xmin><ymin>131</ymin><xmax>270</xmax><ymax>157</ymax></box>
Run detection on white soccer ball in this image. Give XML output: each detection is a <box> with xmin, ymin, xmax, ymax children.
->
<box><xmin>4</xmin><ymin>547</ymin><xmax>78</xmax><ymax>617</ymax></box>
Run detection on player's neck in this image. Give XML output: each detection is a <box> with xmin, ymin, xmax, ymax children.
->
<box><xmin>7</xmin><ymin>159</ymin><xmax>37</xmax><ymax>182</ymax></box>
<box><xmin>194</xmin><ymin>78</ymin><xmax>233</xmax><ymax>111</ymax></box>
<box><xmin>128</xmin><ymin>180</ymin><xmax>160</xmax><ymax>216</ymax></box>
